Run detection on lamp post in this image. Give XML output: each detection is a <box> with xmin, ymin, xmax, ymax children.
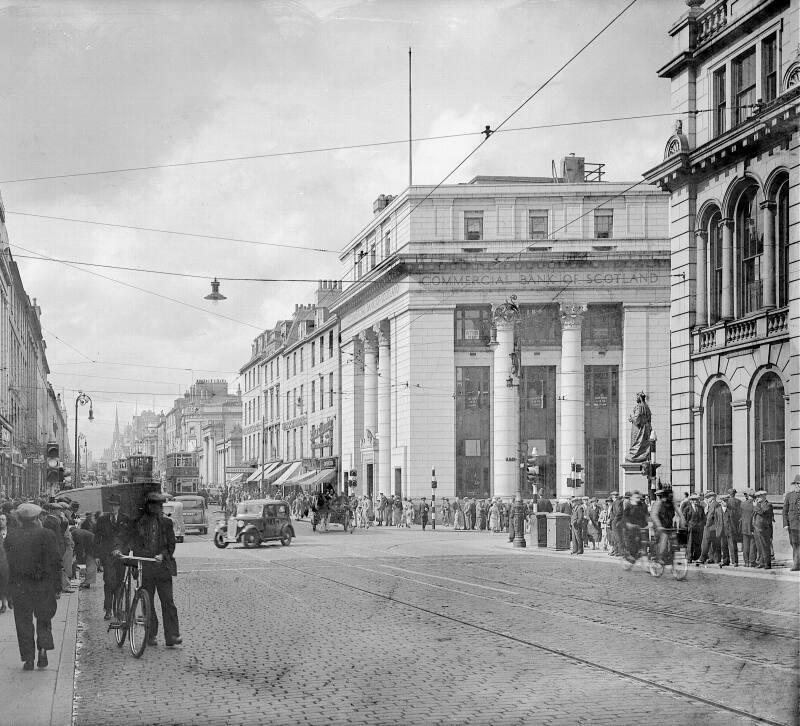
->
<box><xmin>512</xmin><ymin>442</ymin><xmax>527</xmax><ymax>548</ymax></box>
<box><xmin>74</xmin><ymin>392</ymin><xmax>93</xmax><ymax>488</ymax></box>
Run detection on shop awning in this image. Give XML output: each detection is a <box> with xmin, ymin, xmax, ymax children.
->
<box><xmin>246</xmin><ymin>461</ymin><xmax>281</xmax><ymax>483</ymax></box>
<box><xmin>272</xmin><ymin>461</ymin><xmax>302</xmax><ymax>487</ymax></box>
<box><xmin>228</xmin><ymin>473</ymin><xmax>245</xmax><ymax>486</ymax></box>
<box><xmin>298</xmin><ymin>468</ymin><xmax>337</xmax><ymax>491</ymax></box>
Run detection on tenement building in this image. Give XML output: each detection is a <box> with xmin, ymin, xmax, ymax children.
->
<box><xmin>333</xmin><ymin>160</ymin><xmax>672</xmax><ymax>501</ymax></box>
<box><xmin>644</xmin><ymin>0</ymin><xmax>799</xmax><ymax>498</ymax></box>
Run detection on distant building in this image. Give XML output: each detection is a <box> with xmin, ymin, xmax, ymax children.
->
<box><xmin>644</xmin><ymin>0</ymin><xmax>798</xmax><ymax>497</ymax></box>
<box><xmin>334</xmin><ymin>160</ymin><xmax>671</xmax><ymax>500</ymax></box>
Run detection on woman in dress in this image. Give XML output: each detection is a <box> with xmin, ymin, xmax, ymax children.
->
<box><xmin>488</xmin><ymin>501</ymin><xmax>501</xmax><ymax>533</ymax></box>
<box><xmin>393</xmin><ymin>497</ymin><xmax>403</xmax><ymax>527</ymax></box>
<box><xmin>453</xmin><ymin>499</ymin><xmax>466</xmax><ymax>530</ymax></box>
<box><xmin>404</xmin><ymin>499</ymin><xmax>414</xmax><ymax>528</ymax></box>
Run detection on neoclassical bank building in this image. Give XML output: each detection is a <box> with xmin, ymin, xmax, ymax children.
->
<box><xmin>333</xmin><ymin>161</ymin><xmax>672</xmax><ymax>501</ymax></box>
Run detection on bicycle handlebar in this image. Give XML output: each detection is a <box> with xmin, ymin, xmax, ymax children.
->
<box><xmin>119</xmin><ymin>553</ymin><xmax>159</xmax><ymax>564</ymax></box>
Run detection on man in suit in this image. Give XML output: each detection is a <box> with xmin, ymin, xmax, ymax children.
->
<box><xmin>609</xmin><ymin>492</ymin><xmax>625</xmax><ymax>557</ymax></box>
<box><xmin>698</xmin><ymin>492</ymin><xmax>723</xmax><ymax>565</ymax></box>
<box><xmin>740</xmin><ymin>490</ymin><xmax>756</xmax><ymax>567</ymax></box>
<box><xmin>419</xmin><ymin>497</ymin><xmax>430</xmax><ymax>531</ymax></box>
<box><xmin>93</xmin><ymin>495</ymin><xmax>131</xmax><ymax>620</ymax></box>
<box><xmin>752</xmin><ymin>490</ymin><xmax>774</xmax><ymax>570</ymax></box>
<box><xmin>129</xmin><ymin>492</ymin><xmax>181</xmax><ymax>647</ymax></box>
<box><xmin>685</xmin><ymin>494</ymin><xmax>705</xmax><ymax>563</ymax></box>
<box><xmin>4</xmin><ymin>503</ymin><xmax>60</xmax><ymax>670</ymax></box>
<box><xmin>719</xmin><ymin>495</ymin><xmax>738</xmax><ymax>567</ymax></box>
<box><xmin>784</xmin><ymin>475</ymin><xmax>800</xmax><ymax>571</ymax></box>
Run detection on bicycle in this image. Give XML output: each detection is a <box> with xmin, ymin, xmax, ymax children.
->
<box><xmin>108</xmin><ymin>553</ymin><xmax>156</xmax><ymax>658</ymax></box>
<box><xmin>659</xmin><ymin>528</ymin><xmax>689</xmax><ymax>581</ymax></box>
<box><xmin>621</xmin><ymin>527</ymin><xmax>665</xmax><ymax>577</ymax></box>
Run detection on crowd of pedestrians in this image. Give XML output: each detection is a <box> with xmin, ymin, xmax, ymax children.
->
<box><xmin>0</xmin><ymin>490</ymin><xmax>182</xmax><ymax>672</ymax></box>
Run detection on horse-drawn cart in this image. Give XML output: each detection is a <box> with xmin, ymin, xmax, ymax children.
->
<box><xmin>311</xmin><ymin>495</ymin><xmax>354</xmax><ymax>533</ymax></box>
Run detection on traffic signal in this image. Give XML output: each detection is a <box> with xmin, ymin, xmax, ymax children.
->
<box><xmin>348</xmin><ymin>469</ymin><xmax>357</xmax><ymax>488</ymax></box>
<box><xmin>46</xmin><ymin>442</ymin><xmax>61</xmax><ymax>486</ymax></box>
<box><xmin>526</xmin><ymin>455</ymin><xmax>540</xmax><ymax>485</ymax></box>
<box><xmin>568</xmin><ymin>460</ymin><xmax>583</xmax><ymax>488</ymax></box>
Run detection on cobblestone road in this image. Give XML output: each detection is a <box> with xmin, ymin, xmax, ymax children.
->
<box><xmin>73</xmin><ymin>520</ymin><xmax>800</xmax><ymax>726</ymax></box>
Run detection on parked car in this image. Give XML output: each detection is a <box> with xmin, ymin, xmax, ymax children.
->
<box><xmin>174</xmin><ymin>494</ymin><xmax>208</xmax><ymax>535</ymax></box>
<box><xmin>162</xmin><ymin>500</ymin><xmax>185</xmax><ymax>543</ymax></box>
<box><xmin>214</xmin><ymin>499</ymin><xmax>295</xmax><ymax>549</ymax></box>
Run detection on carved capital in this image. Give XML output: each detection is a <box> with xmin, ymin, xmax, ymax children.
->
<box><xmin>759</xmin><ymin>199</ymin><xmax>777</xmax><ymax>212</ymax></box>
<box><xmin>694</xmin><ymin>229</ymin><xmax>707</xmax><ymax>243</ymax></box>
<box><xmin>559</xmin><ymin>303</ymin><xmax>587</xmax><ymax>330</ymax></box>
<box><xmin>374</xmin><ymin>320</ymin><xmax>390</xmax><ymax>347</ymax></box>
<box><xmin>358</xmin><ymin>328</ymin><xmax>378</xmax><ymax>352</ymax></box>
<box><xmin>492</xmin><ymin>295</ymin><xmax>520</xmax><ymax>326</ymax></box>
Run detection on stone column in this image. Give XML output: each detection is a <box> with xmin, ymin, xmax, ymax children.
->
<box><xmin>559</xmin><ymin>304</ymin><xmax>587</xmax><ymax>498</ymax></box>
<box><xmin>376</xmin><ymin>320</ymin><xmax>392</xmax><ymax>497</ymax></box>
<box><xmin>760</xmin><ymin>200</ymin><xmax>777</xmax><ymax>309</ymax></box>
<box><xmin>695</xmin><ymin>230</ymin><xmax>708</xmax><ymax>327</ymax></box>
<box><xmin>692</xmin><ymin>406</ymin><xmax>704</xmax><ymax>494</ymax></box>
<box><xmin>490</xmin><ymin>299</ymin><xmax>520</xmax><ymax>500</ymax></box>
<box><xmin>720</xmin><ymin>218</ymin><xmax>734</xmax><ymax>320</ymax></box>
<box><xmin>360</xmin><ymin>330</ymin><xmax>379</xmax><ymax>443</ymax></box>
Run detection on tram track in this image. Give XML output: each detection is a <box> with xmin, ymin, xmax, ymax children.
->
<box><xmin>267</xmin><ymin>557</ymin><xmax>793</xmax><ymax>726</ymax></box>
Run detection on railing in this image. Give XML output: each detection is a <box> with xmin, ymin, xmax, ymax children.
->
<box><xmin>766</xmin><ymin>308</ymin><xmax>788</xmax><ymax>335</ymax></box>
<box><xmin>693</xmin><ymin>306</ymin><xmax>789</xmax><ymax>355</ymax></box>
<box><xmin>726</xmin><ymin>318</ymin><xmax>756</xmax><ymax>345</ymax></box>
<box><xmin>696</xmin><ymin>1</ymin><xmax>727</xmax><ymax>45</ymax></box>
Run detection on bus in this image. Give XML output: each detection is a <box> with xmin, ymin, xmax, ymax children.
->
<box><xmin>164</xmin><ymin>452</ymin><xmax>199</xmax><ymax>495</ymax></box>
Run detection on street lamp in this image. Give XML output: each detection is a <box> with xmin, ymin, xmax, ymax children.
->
<box><xmin>204</xmin><ymin>278</ymin><xmax>227</xmax><ymax>304</ymax></box>
<box><xmin>74</xmin><ymin>392</ymin><xmax>93</xmax><ymax>488</ymax></box>
<box><xmin>512</xmin><ymin>443</ymin><xmax>527</xmax><ymax>548</ymax></box>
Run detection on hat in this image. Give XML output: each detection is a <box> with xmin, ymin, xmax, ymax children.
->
<box><xmin>69</xmin><ymin>501</ymin><xmax>80</xmax><ymax>510</ymax></box>
<box><xmin>146</xmin><ymin>492</ymin><xmax>167</xmax><ymax>504</ymax></box>
<box><xmin>727</xmin><ymin>488</ymin><xmax>737</xmax><ymax>495</ymax></box>
<box><xmin>16</xmin><ymin>502</ymin><xmax>43</xmax><ymax>520</ymax></box>
<box><xmin>689</xmin><ymin>493</ymin><xmax>700</xmax><ymax>500</ymax></box>
<box><xmin>704</xmin><ymin>491</ymin><xmax>716</xmax><ymax>498</ymax></box>
<box><xmin>623</xmin><ymin>492</ymin><xmax>632</xmax><ymax>498</ymax></box>
<box><xmin>610</xmin><ymin>491</ymin><xmax>619</xmax><ymax>497</ymax></box>
<box><xmin>754</xmin><ymin>489</ymin><xmax>767</xmax><ymax>496</ymax></box>
<box><xmin>792</xmin><ymin>474</ymin><xmax>800</xmax><ymax>485</ymax></box>
<box><xmin>107</xmin><ymin>494</ymin><xmax>122</xmax><ymax>506</ymax></box>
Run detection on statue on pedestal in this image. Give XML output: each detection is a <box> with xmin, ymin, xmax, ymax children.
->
<box><xmin>625</xmin><ymin>391</ymin><xmax>652</xmax><ymax>463</ymax></box>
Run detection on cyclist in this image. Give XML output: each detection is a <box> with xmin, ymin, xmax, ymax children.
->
<box><xmin>620</xmin><ymin>490</ymin><xmax>650</xmax><ymax>563</ymax></box>
<box><xmin>650</xmin><ymin>487</ymin><xmax>675</xmax><ymax>563</ymax></box>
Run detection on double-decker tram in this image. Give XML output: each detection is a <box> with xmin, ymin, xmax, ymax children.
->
<box><xmin>127</xmin><ymin>454</ymin><xmax>154</xmax><ymax>483</ymax></box>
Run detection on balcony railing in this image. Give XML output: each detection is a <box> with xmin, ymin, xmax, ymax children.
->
<box><xmin>692</xmin><ymin>306</ymin><xmax>789</xmax><ymax>356</ymax></box>
<box><xmin>696</xmin><ymin>1</ymin><xmax>727</xmax><ymax>45</ymax></box>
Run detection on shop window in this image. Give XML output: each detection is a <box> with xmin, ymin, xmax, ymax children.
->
<box><xmin>455</xmin><ymin>306</ymin><xmax>492</xmax><ymax>346</ymax></box>
<box><xmin>754</xmin><ymin>372</ymin><xmax>784</xmax><ymax>495</ymax></box>
<box><xmin>581</xmin><ymin>304</ymin><xmax>622</xmax><ymax>348</ymax></box>
<box><xmin>519</xmin><ymin>305</ymin><xmax>560</xmax><ymax>347</ymax></box>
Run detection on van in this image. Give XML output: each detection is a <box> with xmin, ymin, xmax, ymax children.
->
<box><xmin>174</xmin><ymin>494</ymin><xmax>207</xmax><ymax>535</ymax></box>
<box><xmin>162</xmin><ymin>500</ymin><xmax>185</xmax><ymax>543</ymax></box>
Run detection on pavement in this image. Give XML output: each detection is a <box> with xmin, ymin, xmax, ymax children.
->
<box><xmin>1</xmin><ymin>514</ymin><xmax>797</xmax><ymax>726</ymax></box>
<box><xmin>0</xmin><ymin>581</ymin><xmax>79</xmax><ymax>726</ymax></box>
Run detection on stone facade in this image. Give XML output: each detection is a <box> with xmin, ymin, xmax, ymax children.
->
<box><xmin>334</xmin><ymin>171</ymin><xmax>672</xmax><ymax>501</ymax></box>
<box><xmin>644</xmin><ymin>0</ymin><xmax>799</xmax><ymax>498</ymax></box>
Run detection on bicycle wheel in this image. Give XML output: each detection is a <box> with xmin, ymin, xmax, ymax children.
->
<box><xmin>621</xmin><ymin>555</ymin><xmax>636</xmax><ymax>571</ymax></box>
<box><xmin>112</xmin><ymin>582</ymin><xmax>129</xmax><ymax>647</ymax></box>
<box><xmin>128</xmin><ymin>589</ymin><xmax>152</xmax><ymax>658</ymax></box>
<box><xmin>648</xmin><ymin>559</ymin><xmax>664</xmax><ymax>578</ymax></box>
<box><xmin>671</xmin><ymin>549</ymin><xmax>689</xmax><ymax>581</ymax></box>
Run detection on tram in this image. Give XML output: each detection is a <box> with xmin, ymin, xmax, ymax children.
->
<box><xmin>112</xmin><ymin>455</ymin><xmax>154</xmax><ymax>484</ymax></box>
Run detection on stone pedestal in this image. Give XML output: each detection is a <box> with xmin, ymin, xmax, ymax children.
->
<box><xmin>620</xmin><ymin>461</ymin><xmax>645</xmax><ymax>495</ymax></box>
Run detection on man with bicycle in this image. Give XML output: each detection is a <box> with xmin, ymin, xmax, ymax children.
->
<box><xmin>127</xmin><ymin>492</ymin><xmax>181</xmax><ymax>647</ymax></box>
<box><xmin>620</xmin><ymin>491</ymin><xmax>649</xmax><ymax>562</ymax></box>
<box><xmin>650</xmin><ymin>487</ymin><xmax>675</xmax><ymax>563</ymax></box>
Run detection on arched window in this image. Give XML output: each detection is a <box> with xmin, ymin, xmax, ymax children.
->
<box><xmin>776</xmin><ymin>179</ymin><xmax>789</xmax><ymax>308</ymax></box>
<box><xmin>735</xmin><ymin>184</ymin><xmax>764</xmax><ymax>315</ymax></box>
<box><xmin>707</xmin><ymin>381</ymin><xmax>732</xmax><ymax>491</ymax></box>
<box><xmin>754</xmin><ymin>372</ymin><xmax>784</xmax><ymax>494</ymax></box>
<box><xmin>708</xmin><ymin>210</ymin><xmax>723</xmax><ymax>322</ymax></box>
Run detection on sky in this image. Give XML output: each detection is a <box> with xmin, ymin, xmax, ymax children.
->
<box><xmin>0</xmin><ymin>0</ymin><xmax>679</xmax><ymax>456</ymax></box>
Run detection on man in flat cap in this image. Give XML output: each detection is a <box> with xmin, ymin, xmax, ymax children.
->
<box><xmin>684</xmin><ymin>494</ymin><xmax>704</xmax><ymax>564</ymax></box>
<box><xmin>3</xmin><ymin>503</ymin><xmax>60</xmax><ymax>670</ymax></box>
<box><xmin>698</xmin><ymin>492</ymin><xmax>722</xmax><ymax>566</ymax></box>
<box><xmin>783</xmin><ymin>475</ymin><xmax>800</xmax><ymax>571</ymax></box>
<box><xmin>740</xmin><ymin>490</ymin><xmax>756</xmax><ymax>567</ymax></box>
<box><xmin>94</xmin><ymin>494</ymin><xmax>131</xmax><ymax>620</ymax></box>
<box><xmin>752</xmin><ymin>490</ymin><xmax>774</xmax><ymax>569</ymax></box>
<box><xmin>130</xmin><ymin>492</ymin><xmax>181</xmax><ymax>647</ymax></box>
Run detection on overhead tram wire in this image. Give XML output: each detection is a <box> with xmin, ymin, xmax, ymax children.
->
<box><xmin>12</xmin><ymin>242</ymin><xmax>264</xmax><ymax>331</ymax></box>
<box><xmin>0</xmin><ymin>108</ymin><xmax>691</xmax><ymax>187</ymax></box>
